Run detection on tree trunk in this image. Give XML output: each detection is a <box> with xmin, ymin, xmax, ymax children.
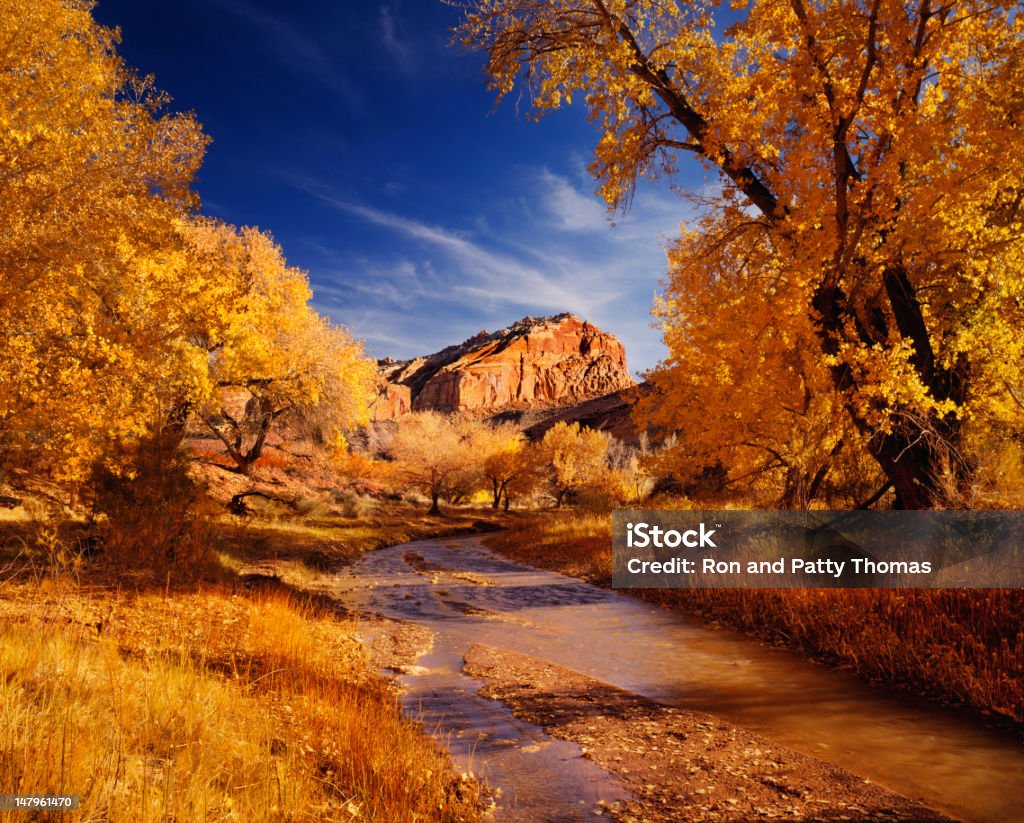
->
<box><xmin>804</xmin><ymin>445</ymin><xmax>839</xmax><ymax>504</ymax></box>
<box><xmin>163</xmin><ymin>399</ymin><xmax>192</xmax><ymax>447</ymax></box>
<box><xmin>228</xmin><ymin>490</ymin><xmax>294</xmax><ymax>516</ymax></box>
<box><xmin>239</xmin><ymin>399</ymin><xmax>275</xmax><ymax>474</ymax></box>
<box><xmin>812</xmin><ymin>271</ymin><xmax>970</xmax><ymax>509</ymax></box>
<box><xmin>429</xmin><ymin>490</ymin><xmax>440</xmax><ymax>515</ymax></box>
<box><xmin>199</xmin><ymin>396</ymin><xmax>287</xmax><ymax>476</ymax></box>
<box><xmin>866</xmin><ymin>422</ymin><xmax>961</xmax><ymax>509</ymax></box>
<box><xmin>779</xmin><ymin>466</ymin><xmax>803</xmax><ymax>509</ymax></box>
<box><xmin>779</xmin><ymin>439</ymin><xmax>844</xmax><ymax>508</ymax></box>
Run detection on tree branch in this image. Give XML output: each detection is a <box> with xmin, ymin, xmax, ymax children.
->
<box><xmin>592</xmin><ymin>0</ymin><xmax>787</xmax><ymax>221</ymax></box>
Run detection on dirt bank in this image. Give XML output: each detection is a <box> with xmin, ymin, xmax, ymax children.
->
<box><xmin>464</xmin><ymin>644</ymin><xmax>955</xmax><ymax>822</ymax></box>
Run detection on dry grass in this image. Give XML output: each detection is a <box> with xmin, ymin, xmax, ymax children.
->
<box><xmin>0</xmin><ymin>578</ymin><xmax>481</xmax><ymax>823</ymax></box>
<box><xmin>483</xmin><ymin>510</ymin><xmax>613</xmax><ymax>584</ymax></box>
<box><xmin>485</xmin><ymin>510</ymin><xmax>1024</xmax><ymax>724</ymax></box>
<box><xmin>215</xmin><ymin>505</ymin><xmax>508</xmax><ymax>574</ymax></box>
<box><xmin>0</xmin><ymin>446</ymin><xmax>509</xmax><ymax>822</ymax></box>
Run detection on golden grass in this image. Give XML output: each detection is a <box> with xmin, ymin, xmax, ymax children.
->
<box><xmin>215</xmin><ymin>506</ymin><xmax>509</xmax><ymax>572</ymax></box>
<box><xmin>485</xmin><ymin>510</ymin><xmax>1024</xmax><ymax>724</ymax></box>
<box><xmin>0</xmin><ymin>481</ymin><xmax>508</xmax><ymax>822</ymax></box>
<box><xmin>0</xmin><ymin>582</ymin><xmax>481</xmax><ymax>822</ymax></box>
<box><xmin>483</xmin><ymin>510</ymin><xmax>613</xmax><ymax>584</ymax></box>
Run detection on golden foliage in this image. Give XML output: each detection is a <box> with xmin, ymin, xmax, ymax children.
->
<box><xmin>539</xmin><ymin>421</ymin><xmax>611</xmax><ymax>506</ymax></box>
<box><xmin>477</xmin><ymin>422</ymin><xmax>543</xmax><ymax>508</ymax></box>
<box><xmin>457</xmin><ymin>0</ymin><xmax>1024</xmax><ymax>507</ymax></box>
<box><xmin>639</xmin><ymin>216</ymin><xmax>872</xmax><ymax>506</ymax></box>
<box><xmin>390</xmin><ymin>412</ymin><xmax>480</xmax><ymax>513</ymax></box>
<box><xmin>185</xmin><ymin>221</ymin><xmax>377</xmax><ymax>474</ymax></box>
<box><xmin>0</xmin><ymin>0</ymin><xmax>207</xmax><ymax>480</ymax></box>
<box><xmin>0</xmin><ymin>1</ymin><xmax>375</xmax><ymax>488</ymax></box>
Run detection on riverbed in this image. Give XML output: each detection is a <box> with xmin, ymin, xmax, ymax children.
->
<box><xmin>334</xmin><ymin>536</ymin><xmax>1024</xmax><ymax>822</ymax></box>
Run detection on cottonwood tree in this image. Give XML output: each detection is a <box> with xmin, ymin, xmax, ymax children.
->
<box><xmin>499</xmin><ymin>447</ymin><xmax>547</xmax><ymax>509</ymax></box>
<box><xmin>185</xmin><ymin>221</ymin><xmax>376</xmax><ymax>475</ymax></box>
<box><xmin>540</xmin><ymin>421</ymin><xmax>610</xmax><ymax>506</ymax></box>
<box><xmin>0</xmin><ymin>0</ymin><xmax>208</xmax><ymax>481</ymax></box>
<box><xmin>456</xmin><ymin>0</ymin><xmax>1024</xmax><ymax>508</ymax></box>
<box><xmin>478</xmin><ymin>422</ymin><xmax>532</xmax><ymax>508</ymax></box>
<box><xmin>390</xmin><ymin>412</ymin><xmax>478</xmax><ymax>514</ymax></box>
<box><xmin>480</xmin><ymin>425</ymin><xmax>549</xmax><ymax>509</ymax></box>
<box><xmin>605</xmin><ymin>435</ymin><xmax>655</xmax><ymax>504</ymax></box>
<box><xmin>639</xmin><ymin>215</ymin><xmax>870</xmax><ymax>506</ymax></box>
<box><xmin>0</xmin><ymin>0</ymin><xmax>376</xmax><ymax>511</ymax></box>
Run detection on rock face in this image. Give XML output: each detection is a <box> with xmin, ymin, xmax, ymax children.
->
<box><xmin>371</xmin><ymin>314</ymin><xmax>635</xmax><ymax>418</ymax></box>
<box><xmin>487</xmin><ymin>382</ymin><xmax>652</xmax><ymax>445</ymax></box>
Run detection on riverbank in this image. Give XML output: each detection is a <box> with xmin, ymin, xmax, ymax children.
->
<box><xmin>482</xmin><ymin>511</ymin><xmax>1024</xmax><ymax>725</ymax></box>
<box><xmin>5</xmin><ymin>503</ymin><xmax>1018</xmax><ymax>821</ymax></box>
<box><xmin>465</xmin><ymin>644</ymin><xmax>952</xmax><ymax>822</ymax></box>
<box><xmin>336</xmin><ymin>534</ymin><xmax>1017</xmax><ymax>822</ymax></box>
<box><xmin>0</xmin><ymin>508</ymin><xmax>500</xmax><ymax>822</ymax></box>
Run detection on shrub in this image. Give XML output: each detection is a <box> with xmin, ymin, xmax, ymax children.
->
<box><xmin>293</xmin><ymin>496</ymin><xmax>330</xmax><ymax>517</ymax></box>
<box><xmin>88</xmin><ymin>437</ymin><xmax>213</xmax><ymax>576</ymax></box>
<box><xmin>333</xmin><ymin>491</ymin><xmax>375</xmax><ymax>519</ymax></box>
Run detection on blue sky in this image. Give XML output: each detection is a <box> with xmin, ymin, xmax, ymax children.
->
<box><xmin>94</xmin><ymin>0</ymin><xmax>713</xmax><ymax>375</ymax></box>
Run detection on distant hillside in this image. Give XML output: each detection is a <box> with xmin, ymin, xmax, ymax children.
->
<box><xmin>371</xmin><ymin>313</ymin><xmax>635</xmax><ymax>419</ymax></box>
<box><xmin>485</xmin><ymin>383</ymin><xmax>652</xmax><ymax>445</ymax></box>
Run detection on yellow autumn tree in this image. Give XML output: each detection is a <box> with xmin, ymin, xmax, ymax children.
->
<box><xmin>499</xmin><ymin>444</ymin><xmax>548</xmax><ymax>509</ymax></box>
<box><xmin>473</xmin><ymin>422</ymin><xmax>549</xmax><ymax>508</ymax></box>
<box><xmin>457</xmin><ymin>0</ymin><xmax>1024</xmax><ymax>508</ymax></box>
<box><xmin>0</xmin><ymin>1</ymin><xmax>376</xmax><ymax>493</ymax></box>
<box><xmin>390</xmin><ymin>412</ymin><xmax>479</xmax><ymax>514</ymax></box>
<box><xmin>0</xmin><ymin>0</ymin><xmax>208</xmax><ymax>482</ymax></box>
<box><xmin>183</xmin><ymin>221</ymin><xmax>376</xmax><ymax>475</ymax></box>
<box><xmin>539</xmin><ymin>421</ymin><xmax>610</xmax><ymax>506</ymax></box>
<box><xmin>476</xmin><ymin>422</ymin><xmax>529</xmax><ymax>508</ymax></box>
<box><xmin>639</xmin><ymin>212</ymin><xmax>874</xmax><ymax>506</ymax></box>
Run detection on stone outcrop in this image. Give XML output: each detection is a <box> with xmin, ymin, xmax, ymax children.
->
<box><xmin>371</xmin><ymin>314</ymin><xmax>635</xmax><ymax>419</ymax></box>
<box><xmin>487</xmin><ymin>382</ymin><xmax>652</xmax><ymax>445</ymax></box>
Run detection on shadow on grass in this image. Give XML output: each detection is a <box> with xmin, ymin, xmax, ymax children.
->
<box><xmin>1</xmin><ymin>504</ymin><xmax>511</xmax><ymax>602</ymax></box>
<box><xmin>214</xmin><ymin>506</ymin><xmax>507</xmax><ymax>572</ymax></box>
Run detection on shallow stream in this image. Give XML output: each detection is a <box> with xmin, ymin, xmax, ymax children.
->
<box><xmin>335</xmin><ymin>536</ymin><xmax>1024</xmax><ymax>822</ymax></box>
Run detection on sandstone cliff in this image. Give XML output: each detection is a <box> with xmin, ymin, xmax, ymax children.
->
<box><xmin>371</xmin><ymin>314</ymin><xmax>635</xmax><ymax>418</ymax></box>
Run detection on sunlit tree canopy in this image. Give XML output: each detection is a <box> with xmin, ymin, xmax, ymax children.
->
<box><xmin>457</xmin><ymin>0</ymin><xmax>1024</xmax><ymax>507</ymax></box>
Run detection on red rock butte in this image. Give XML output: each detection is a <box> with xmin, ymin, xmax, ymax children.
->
<box><xmin>372</xmin><ymin>313</ymin><xmax>635</xmax><ymax>419</ymax></box>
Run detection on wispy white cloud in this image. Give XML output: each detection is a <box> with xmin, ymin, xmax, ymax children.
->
<box><xmin>296</xmin><ymin>183</ymin><xmax>616</xmax><ymax>317</ymax></box>
<box><xmin>287</xmin><ymin>169</ymin><xmax>699</xmax><ymax>373</ymax></box>
<box><xmin>379</xmin><ymin>6</ymin><xmax>414</xmax><ymax>73</ymax></box>
<box><xmin>311</xmin><ymin>258</ymin><xmax>430</xmax><ymax>311</ymax></box>
<box><xmin>320</xmin><ymin>303</ymin><xmax>435</xmax><ymax>354</ymax></box>
<box><xmin>535</xmin><ymin>169</ymin><xmax>609</xmax><ymax>232</ymax></box>
<box><xmin>532</xmin><ymin>165</ymin><xmax>695</xmax><ymax>240</ymax></box>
